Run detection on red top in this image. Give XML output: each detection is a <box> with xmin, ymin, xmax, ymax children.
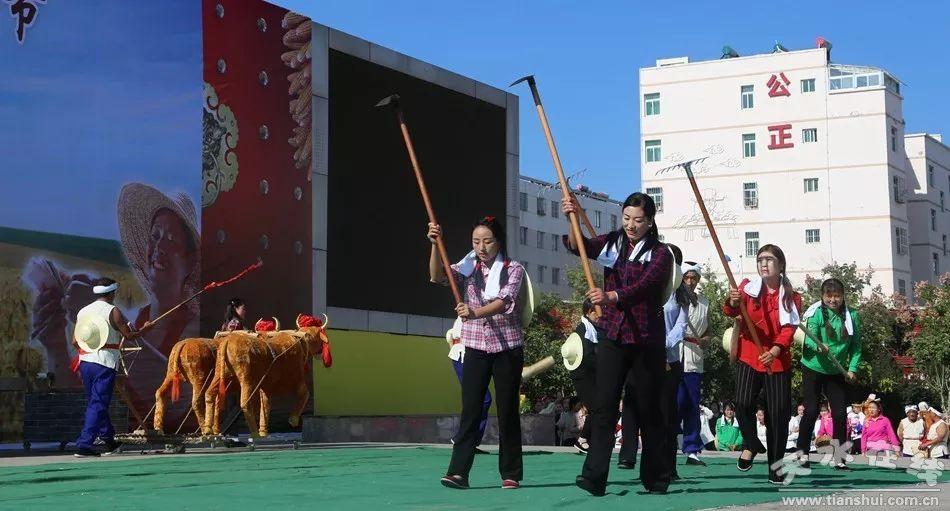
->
<box><xmin>722</xmin><ymin>278</ymin><xmax>801</xmax><ymax>373</ymax></box>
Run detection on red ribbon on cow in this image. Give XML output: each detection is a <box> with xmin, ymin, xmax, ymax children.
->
<box><xmin>254</xmin><ymin>318</ymin><xmax>278</xmax><ymax>332</ymax></box>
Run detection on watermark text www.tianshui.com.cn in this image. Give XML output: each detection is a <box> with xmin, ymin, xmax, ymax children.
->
<box><xmin>781</xmin><ymin>493</ymin><xmax>940</xmax><ymax>507</ymax></box>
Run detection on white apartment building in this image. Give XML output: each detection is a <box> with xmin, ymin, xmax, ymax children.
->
<box><xmin>518</xmin><ymin>176</ymin><xmax>622</xmax><ymax>298</ymax></box>
<box><xmin>639</xmin><ymin>44</ymin><xmax>948</xmax><ymax>299</ymax></box>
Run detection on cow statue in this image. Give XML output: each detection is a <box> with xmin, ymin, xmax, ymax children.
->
<box><xmin>204</xmin><ymin>314</ymin><xmax>332</xmax><ymax>438</ymax></box>
<box><xmin>153</xmin><ymin>337</ymin><xmax>220</xmax><ymax>435</ymax></box>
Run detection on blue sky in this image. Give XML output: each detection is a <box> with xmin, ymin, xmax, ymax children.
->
<box><xmin>0</xmin><ymin>0</ymin><xmax>200</xmax><ymax>239</ymax></box>
<box><xmin>281</xmin><ymin>0</ymin><xmax>950</xmax><ymax>199</ymax></box>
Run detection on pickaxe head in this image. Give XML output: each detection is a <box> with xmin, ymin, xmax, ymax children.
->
<box><xmin>509</xmin><ymin>75</ymin><xmax>535</xmax><ymax>88</ymax></box>
<box><xmin>375</xmin><ymin>94</ymin><xmax>401</xmax><ymax>109</ymax></box>
<box><xmin>510</xmin><ymin>75</ymin><xmax>542</xmax><ymax>106</ymax></box>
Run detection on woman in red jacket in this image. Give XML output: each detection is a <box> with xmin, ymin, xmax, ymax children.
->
<box><xmin>724</xmin><ymin>244</ymin><xmax>801</xmax><ymax>484</ymax></box>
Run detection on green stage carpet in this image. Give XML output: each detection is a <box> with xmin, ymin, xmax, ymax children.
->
<box><xmin>0</xmin><ymin>447</ymin><xmax>944</xmax><ymax>510</ymax></box>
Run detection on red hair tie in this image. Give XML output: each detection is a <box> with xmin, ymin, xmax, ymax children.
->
<box><xmin>483</xmin><ymin>216</ymin><xmax>495</xmax><ymax>223</ymax></box>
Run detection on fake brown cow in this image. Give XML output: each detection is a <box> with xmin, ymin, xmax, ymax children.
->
<box><xmin>204</xmin><ymin>314</ymin><xmax>331</xmax><ymax>438</ymax></box>
<box><xmin>153</xmin><ymin>337</ymin><xmax>219</xmax><ymax>435</ymax></box>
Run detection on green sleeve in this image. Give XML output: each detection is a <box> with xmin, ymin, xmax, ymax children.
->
<box><xmin>805</xmin><ymin>312</ymin><xmax>823</xmax><ymax>350</ymax></box>
<box><xmin>848</xmin><ymin>313</ymin><xmax>863</xmax><ymax>373</ymax></box>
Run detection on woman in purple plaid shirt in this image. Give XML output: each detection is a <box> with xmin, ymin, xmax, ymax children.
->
<box><xmin>563</xmin><ymin>192</ymin><xmax>675</xmax><ymax>496</ymax></box>
<box><xmin>428</xmin><ymin>217</ymin><xmax>526</xmax><ymax>491</ymax></box>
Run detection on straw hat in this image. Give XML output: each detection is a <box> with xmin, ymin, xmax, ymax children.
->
<box><xmin>445</xmin><ymin>317</ymin><xmax>463</xmax><ymax>347</ymax></box>
<box><xmin>519</xmin><ymin>270</ymin><xmax>536</xmax><ymax>328</ymax></box>
<box><xmin>662</xmin><ymin>247</ymin><xmax>684</xmax><ymax>305</ymax></box>
<box><xmin>721</xmin><ymin>327</ymin><xmax>734</xmax><ymax>353</ymax></box>
<box><xmin>117</xmin><ymin>183</ymin><xmax>200</xmax><ymax>307</ymax></box>
<box><xmin>74</xmin><ymin>315</ymin><xmax>113</xmax><ymax>352</ymax></box>
<box><xmin>560</xmin><ymin>332</ymin><xmax>584</xmax><ymax>371</ymax></box>
<box><xmin>721</xmin><ymin>324</ymin><xmax>805</xmax><ymax>352</ymax></box>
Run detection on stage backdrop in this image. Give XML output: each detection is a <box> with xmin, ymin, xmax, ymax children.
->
<box><xmin>0</xmin><ymin>0</ymin><xmax>202</xmax><ymax>439</ymax></box>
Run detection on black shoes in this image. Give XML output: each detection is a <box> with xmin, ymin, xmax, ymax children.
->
<box><xmin>617</xmin><ymin>460</ymin><xmax>636</xmax><ymax>470</ymax></box>
<box><xmin>737</xmin><ymin>455</ymin><xmax>754</xmax><ymax>472</ymax></box>
<box><xmin>575</xmin><ymin>475</ymin><xmax>606</xmax><ymax>496</ymax></box>
<box><xmin>685</xmin><ymin>455</ymin><xmax>706</xmax><ymax>466</ymax></box>
<box><xmin>74</xmin><ymin>448</ymin><xmax>100</xmax><ymax>458</ymax></box>
<box><xmin>440</xmin><ymin>475</ymin><xmax>470</xmax><ymax>490</ymax></box>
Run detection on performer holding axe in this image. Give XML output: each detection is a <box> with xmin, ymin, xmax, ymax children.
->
<box><xmin>794</xmin><ymin>277</ymin><xmax>863</xmax><ymax>470</ymax></box>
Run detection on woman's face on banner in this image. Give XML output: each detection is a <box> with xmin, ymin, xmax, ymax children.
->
<box><xmin>146</xmin><ymin>208</ymin><xmax>193</xmax><ymax>295</ymax></box>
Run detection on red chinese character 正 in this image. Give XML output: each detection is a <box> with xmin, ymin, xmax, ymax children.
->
<box><xmin>767</xmin><ymin>72</ymin><xmax>791</xmax><ymax>97</ymax></box>
<box><xmin>768</xmin><ymin>124</ymin><xmax>794</xmax><ymax>149</ymax></box>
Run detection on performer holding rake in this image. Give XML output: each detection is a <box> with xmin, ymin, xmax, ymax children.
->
<box><xmin>725</xmin><ymin>244</ymin><xmax>801</xmax><ymax>484</ymax></box>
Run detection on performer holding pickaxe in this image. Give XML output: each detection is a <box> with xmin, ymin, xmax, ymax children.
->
<box><xmin>377</xmin><ymin>94</ymin><xmax>528</xmax><ymax>491</ymax></box>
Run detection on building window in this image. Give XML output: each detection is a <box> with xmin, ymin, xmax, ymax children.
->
<box><xmin>551</xmin><ymin>200</ymin><xmax>559</xmax><ymax>219</ymax></box>
<box><xmin>538</xmin><ymin>265</ymin><xmax>546</xmax><ymax>284</ymax></box>
<box><xmin>537</xmin><ymin>230</ymin><xmax>544</xmax><ymax>249</ymax></box>
<box><xmin>745</xmin><ymin>232</ymin><xmax>760</xmax><ymax>257</ymax></box>
<box><xmin>802</xmin><ymin>128</ymin><xmax>818</xmax><ymax>143</ymax></box>
<box><xmin>932</xmin><ymin>209</ymin><xmax>937</xmax><ymax>231</ymax></box>
<box><xmin>742</xmin><ymin>133</ymin><xmax>756</xmax><ymax>158</ymax></box>
<box><xmin>644</xmin><ymin>92</ymin><xmax>660</xmax><ymax>116</ymax></box>
<box><xmin>893</xmin><ymin>175</ymin><xmax>905</xmax><ymax>203</ymax></box>
<box><xmin>895</xmin><ymin>226</ymin><xmax>908</xmax><ymax>255</ymax></box>
<box><xmin>933</xmin><ymin>253</ymin><xmax>940</xmax><ymax>276</ymax></box>
<box><xmin>891</xmin><ymin>127</ymin><xmax>897</xmax><ymax>152</ymax></box>
<box><xmin>801</xmin><ymin>78</ymin><xmax>816</xmax><ymax>93</ymax></box>
<box><xmin>552</xmin><ymin>267</ymin><xmax>561</xmax><ymax>286</ymax></box>
<box><xmin>646</xmin><ymin>186</ymin><xmax>664</xmax><ymax>212</ymax></box>
<box><xmin>804</xmin><ymin>178</ymin><xmax>819</xmax><ymax>193</ymax></box>
<box><xmin>743</xmin><ymin>182</ymin><xmax>758</xmax><ymax>209</ymax></box>
<box><xmin>805</xmin><ymin>229</ymin><xmax>821</xmax><ymax>244</ymax></box>
<box><xmin>519</xmin><ymin>226</ymin><xmax>528</xmax><ymax>245</ymax></box>
<box><xmin>942</xmin><ymin>191</ymin><xmax>945</xmax><ymax>212</ymax></box>
<box><xmin>898</xmin><ymin>279</ymin><xmax>906</xmax><ymax>297</ymax></box>
<box><xmin>645</xmin><ymin>140</ymin><xmax>662</xmax><ymax>162</ymax></box>
<box><xmin>741</xmin><ymin>85</ymin><xmax>754</xmax><ymax>109</ymax></box>
<box><xmin>519</xmin><ymin>192</ymin><xmax>527</xmax><ymax>212</ymax></box>
<box><xmin>551</xmin><ymin>233</ymin><xmax>559</xmax><ymax>252</ymax></box>
<box><xmin>594</xmin><ymin>210</ymin><xmax>602</xmax><ymax>229</ymax></box>
<box><xmin>928</xmin><ymin>164</ymin><xmax>934</xmax><ymax>186</ymax></box>
<box><xmin>536</xmin><ymin>197</ymin><xmax>546</xmax><ymax>216</ymax></box>
<box><xmin>610</xmin><ymin>214</ymin><xmax>618</xmax><ymax>231</ymax></box>
<box><xmin>944</xmin><ymin>234</ymin><xmax>948</xmax><ymax>257</ymax></box>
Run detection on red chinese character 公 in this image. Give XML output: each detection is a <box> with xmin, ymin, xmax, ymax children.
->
<box><xmin>767</xmin><ymin>72</ymin><xmax>791</xmax><ymax>97</ymax></box>
<box><xmin>768</xmin><ymin>124</ymin><xmax>794</xmax><ymax>149</ymax></box>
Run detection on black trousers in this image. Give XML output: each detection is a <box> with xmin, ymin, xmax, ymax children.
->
<box><xmin>447</xmin><ymin>347</ymin><xmax>523</xmax><ymax>481</ymax></box>
<box><xmin>570</xmin><ymin>363</ymin><xmax>597</xmax><ymax>441</ymax></box>
<box><xmin>617</xmin><ymin>375</ymin><xmax>640</xmax><ymax>463</ymax></box>
<box><xmin>734</xmin><ymin>361</ymin><xmax>791</xmax><ymax>477</ymax></box>
<box><xmin>797</xmin><ymin>366</ymin><xmax>849</xmax><ymax>455</ymax></box>
<box><xmin>581</xmin><ymin>339</ymin><xmax>670</xmax><ymax>490</ymax></box>
<box><xmin>664</xmin><ymin>361</ymin><xmax>684</xmax><ymax>473</ymax></box>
